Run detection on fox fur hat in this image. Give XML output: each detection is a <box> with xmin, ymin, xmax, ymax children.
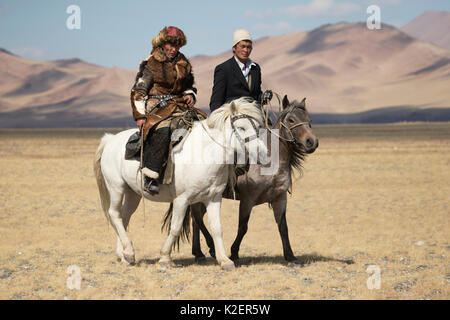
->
<box><xmin>151</xmin><ymin>26</ymin><xmax>187</xmax><ymax>48</ymax></box>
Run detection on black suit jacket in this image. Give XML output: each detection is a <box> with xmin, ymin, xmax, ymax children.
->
<box><xmin>209</xmin><ymin>57</ymin><xmax>263</xmax><ymax>112</ymax></box>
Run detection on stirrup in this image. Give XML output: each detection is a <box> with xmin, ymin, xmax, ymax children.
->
<box><xmin>144</xmin><ymin>177</ymin><xmax>159</xmax><ymax>195</ymax></box>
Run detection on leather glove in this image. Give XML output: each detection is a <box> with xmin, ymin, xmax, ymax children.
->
<box><xmin>262</xmin><ymin>90</ymin><xmax>273</xmax><ymax>104</ymax></box>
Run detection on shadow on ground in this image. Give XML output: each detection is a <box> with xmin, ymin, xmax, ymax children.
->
<box><xmin>135</xmin><ymin>253</ymin><xmax>354</xmax><ymax>268</ymax></box>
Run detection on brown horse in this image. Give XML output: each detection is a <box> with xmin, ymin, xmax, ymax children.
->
<box><xmin>163</xmin><ymin>95</ymin><xmax>319</xmax><ymax>266</ymax></box>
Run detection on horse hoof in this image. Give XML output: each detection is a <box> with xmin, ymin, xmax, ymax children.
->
<box><xmin>221</xmin><ymin>261</ymin><xmax>235</xmax><ymax>271</ymax></box>
<box><xmin>123</xmin><ymin>253</ymin><xmax>136</xmax><ymax>265</ymax></box>
<box><xmin>159</xmin><ymin>259</ymin><xmax>172</xmax><ymax>266</ymax></box>
<box><xmin>230</xmin><ymin>254</ymin><xmax>239</xmax><ymax>261</ymax></box>
<box><xmin>159</xmin><ymin>257</ymin><xmax>181</xmax><ymax>268</ymax></box>
<box><xmin>209</xmin><ymin>250</ymin><xmax>216</xmax><ymax>259</ymax></box>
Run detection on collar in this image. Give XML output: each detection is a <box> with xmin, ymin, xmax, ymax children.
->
<box><xmin>234</xmin><ymin>56</ymin><xmax>256</xmax><ymax>70</ymax></box>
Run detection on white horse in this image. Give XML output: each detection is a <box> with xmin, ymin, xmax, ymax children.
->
<box><xmin>94</xmin><ymin>98</ymin><xmax>268</xmax><ymax>270</ymax></box>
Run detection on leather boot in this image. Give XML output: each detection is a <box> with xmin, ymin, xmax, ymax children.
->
<box><xmin>141</xmin><ymin>167</ymin><xmax>160</xmax><ymax>195</ymax></box>
<box><xmin>144</xmin><ymin>177</ymin><xmax>159</xmax><ymax>195</ymax></box>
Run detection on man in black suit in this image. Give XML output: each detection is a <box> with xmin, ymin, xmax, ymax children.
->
<box><xmin>210</xmin><ymin>29</ymin><xmax>272</xmax><ymax>112</ymax></box>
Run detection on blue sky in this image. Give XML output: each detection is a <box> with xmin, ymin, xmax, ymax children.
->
<box><xmin>1</xmin><ymin>0</ymin><xmax>449</xmax><ymax>70</ymax></box>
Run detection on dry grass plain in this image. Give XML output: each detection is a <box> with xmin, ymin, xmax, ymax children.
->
<box><xmin>0</xmin><ymin>123</ymin><xmax>449</xmax><ymax>300</ymax></box>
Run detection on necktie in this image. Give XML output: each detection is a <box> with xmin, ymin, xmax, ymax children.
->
<box><xmin>242</xmin><ymin>63</ymin><xmax>251</xmax><ymax>89</ymax></box>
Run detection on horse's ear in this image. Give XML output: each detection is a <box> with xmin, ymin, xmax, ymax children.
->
<box><xmin>300</xmin><ymin>97</ymin><xmax>306</xmax><ymax>108</ymax></box>
<box><xmin>282</xmin><ymin>95</ymin><xmax>290</xmax><ymax>109</ymax></box>
<box><xmin>230</xmin><ymin>101</ymin><xmax>237</xmax><ymax>114</ymax></box>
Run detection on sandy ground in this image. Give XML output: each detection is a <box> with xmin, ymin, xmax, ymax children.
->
<box><xmin>0</xmin><ymin>124</ymin><xmax>448</xmax><ymax>300</ymax></box>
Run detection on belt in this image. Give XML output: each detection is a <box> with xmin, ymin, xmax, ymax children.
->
<box><xmin>146</xmin><ymin>94</ymin><xmax>181</xmax><ymax>115</ymax></box>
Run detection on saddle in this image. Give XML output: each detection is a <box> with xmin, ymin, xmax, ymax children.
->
<box><xmin>125</xmin><ymin>109</ymin><xmax>206</xmax><ymax>184</ymax></box>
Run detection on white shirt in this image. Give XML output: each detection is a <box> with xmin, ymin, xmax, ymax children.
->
<box><xmin>234</xmin><ymin>56</ymin><xmax>256</xmax><ymax>82</ymax></box>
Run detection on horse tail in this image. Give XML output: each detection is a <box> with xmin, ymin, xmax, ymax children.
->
<box><xmin>93</xmin><ymin>133</ymin><xmax>114</xmax><ymax>223</ymax></box>
<box><xmin>162</xmin><ymin>203</ymin><xmax>191</xmax><ymax>252</ymax></box>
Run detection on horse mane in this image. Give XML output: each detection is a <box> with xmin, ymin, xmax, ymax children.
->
<box><xmin>206</xmin><ymin>97</ymin><xmax>264</xmax><ymax>130</ymax></box>
<box><xmin>289</xmin><ymin>139</ymin><xmax>306</xmax><ymax>176</ymax></box>
<box><xmin>276</xmin><ymin>99</ymin><xmax>308</xmax><ymax>180</ymax></box>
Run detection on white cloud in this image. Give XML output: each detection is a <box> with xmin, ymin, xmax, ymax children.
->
<box><xmin>246</xmin><ymin>0</ymin><xmax>361</xmax><ymax>19</ymax></box>
<box><xmin>251</xmin><ymin>21</ymin><xmax>293</xmax><ymax>34</ymax></box>
<box><xmin>12</xmin><ymin>47</ymin><xmax>47</xmax><ymax>59</ymax></box>
<box><xmin>280</xmin><ymin>0</ymin><xmax>360</xmax><ymax>17</ymax></box>
<box><xmin>281</xmin><ymin>0</ymin><xmax>334</xmax><ymax>17</ymax></box>
<box><xmin>363</xmin><ymin>0</ymin><xmax>403</xmax><ymax>6</ymax></box>
<box><xmin>245</xmin><ymin>10</ymin><xmax>264</xmax><ymax>19</ymax></box>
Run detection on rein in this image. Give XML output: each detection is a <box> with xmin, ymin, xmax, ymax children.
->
<box><xmin>139</xmin><ymin>127</ymin><xmax>146</xmax><ymax>226</ymax></box>
<box><xmin>261</xmin><ymin>91</ymin><xmax>309</xmax><ymax>144</ymax></box>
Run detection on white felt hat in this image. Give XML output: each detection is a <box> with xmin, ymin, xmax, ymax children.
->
<box><xmin>233</xmin><ymin>29</ymin><xmax>252</xmax><ymax>47</ymax></box>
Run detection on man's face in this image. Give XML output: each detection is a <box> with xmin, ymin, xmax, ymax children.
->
<box><xmin>233</xmin><ymin>40</ymin><xmax>253</xmax><ymax>63</ymax></box>
<box><xmin>162</xmin><ymin>43</ymin><xmax>180</xmax><ymax>59</ymax></box>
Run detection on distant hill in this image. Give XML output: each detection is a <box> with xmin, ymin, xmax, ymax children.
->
<box><xmin>191</xmin><ymin>21</ymin><xmax>450</xmax><ymax>114</ymax></box>
<box><xmin>0</xmin><ymin>48</ymin><xmax>135</xmax><ymax>127</ymax></box>
<box><xmin>1</xmin><ymin>13</ymin><xmax>450</xmax><ymax>127</ymax></box>
<box><xmin>311</xmin><ymin>106</ymin><xmax>450</xmax><ymax>124</ymax></box>
<box><xmin>402</xmin><ymin>11</ymin><xmax>450</xmax><ymax>50</ymax></box>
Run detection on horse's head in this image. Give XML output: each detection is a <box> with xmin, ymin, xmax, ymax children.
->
<box><xmin>207</xmin><ymin>97</ymin><xmax>268</xmax><ymax>164</ymax></box>
<box><xmin>278</xmin><ymin>95</ymin><xmax>318</xmax><ymax>154</ymax></box>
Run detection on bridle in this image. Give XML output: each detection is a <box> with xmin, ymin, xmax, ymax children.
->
<box><xmin>262</xmin><ymin>92</ymin><xmax>310</xmax><ymax>144</ymax></box>
<box><xmin>230</xmin><ymin>114</ymin><xmax>260</xmax><ymax>150</ymax></box>
<box><xmin>200</xmin><ymin>113</ymin><xmax>261</xmax><ymax>153</ymax></box>
<box><xmin>278</xmin><ymin>111</ymin><xmax>310</xmax><ymax>144</ymax></box>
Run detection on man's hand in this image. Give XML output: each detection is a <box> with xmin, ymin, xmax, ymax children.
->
<box><xmin>183</xmin><ymin>94</ymin><xmax>195</xmax><ymax>107</ymax></box>
<box><xmin>137</xmin><ymin>119</ymin><xmax>146</xmax><ymax>131</ymax></box>
<box><xmin>262</xmin><ymin>90</ymin><xmax>273</xmax><ymax>104</ymax></box>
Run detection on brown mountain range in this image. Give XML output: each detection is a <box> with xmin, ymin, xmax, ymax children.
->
<box><xmin>0</xmin><ymin>49</ymin><xmax>136</xmax><ymax>127</ymax></box>
<box><xmin>402</xmin><ymin>11</ymin><xmax>450</xmax><ymax>50</ymax></box>
<box><xmin>1</xmin><ymin>15</ymin><xmax>449</xmax><ymax>127</ymax></box>
<box><xmin>191</xmin><ymin>21</ymin><xmax>450</xmax><ymax>114</ymax></box>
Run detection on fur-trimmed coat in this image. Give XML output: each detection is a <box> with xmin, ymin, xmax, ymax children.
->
<box><xmin>130</xmin><ymin>48</ymin><xmax>199</xmax><ymax>139</ymax></box>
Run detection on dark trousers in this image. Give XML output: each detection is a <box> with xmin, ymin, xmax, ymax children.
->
<box><xmin>143</xmin><ymin>126</ymin><xmax>171</xmax><ymax>175</ymax></box>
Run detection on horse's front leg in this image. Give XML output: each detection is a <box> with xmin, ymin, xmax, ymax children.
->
<box><xmin>159</xmin><ymin>197</ymin><xmax>188</xmax><ymax>266</ymax></box>
<box><xmin>108</xmin><ymin>190</ymin><xmax>135</xmax><ymax>265</ymax></box>
<box><xmin>271</xmin><ymin>193</ymin><xmax>300</xmax><ymax>265</ymax></box>
<box><xmin>116</xmin><ymin>188</ymin><xmax>141</xmax><ymax>263</ymax></box>
<box><xmin>205</xmin><ymin>196</ymin><xmax>235</xmax><ymax>270</ymax></box>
